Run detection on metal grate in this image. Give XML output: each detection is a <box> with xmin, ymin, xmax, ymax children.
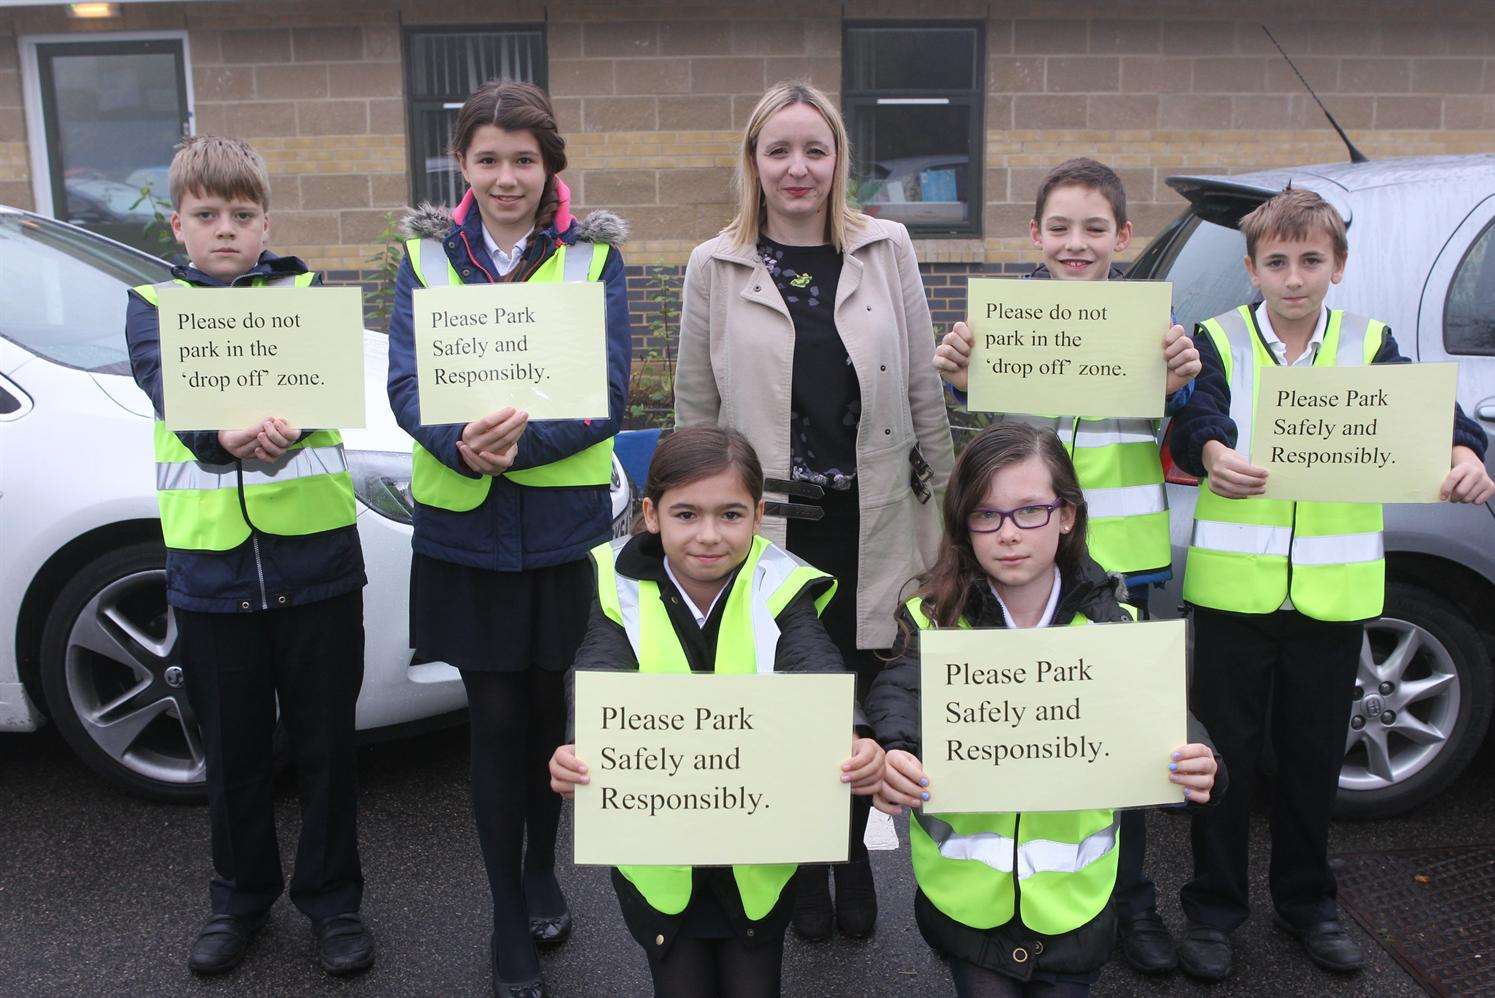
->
<box><xmin>1334</xmin><ymin>844</ymin><xmax>1495</xmax><ymax>996</ymax></box>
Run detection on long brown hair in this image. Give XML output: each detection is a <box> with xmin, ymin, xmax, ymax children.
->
<box><xmin>450</xmin><ymin>80</ymin><xmax>567</xmax><ymax>234</ymax></box>
<box><xmin>637</xmin><ymin>428</ymin><xmax>764</xmax><ymax>534</ymax></box>
<box><xmin>912</xmin><ymin>422</ymin><xmax>1089</xmax><ymax>629</ymax></box>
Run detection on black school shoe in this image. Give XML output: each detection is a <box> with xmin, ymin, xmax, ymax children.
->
<box><xmin>1117</xmin><ymin>908</ymin><xmax>1178</xmax><ymax>974</ymax></box>
<box><xmin>492</xmin><ymin>933</ymin><xmax>547</xmax><ymax>998</ymax></box>
<box><xmin>1274</xmin><ymin>915</ymin><xmax>1365</xmax><ymax>972</ymax></box>
<box><xmin>791</xmin><ymin>865</ymin><xmax>833</xmax><ymax>941</ymax></box>
<box><xmin>833</xmin><ymin>856</ymin><xmax>878</xmax><ymax>938</ymax></box>
<box><xmin>1177</xmin><ymin>923</ymin><xmax>1233</xmax><ymax>982</ymax></box>
<box><xmin>187</xmin><ymin>911</ymin><xmax>268</xmax><ymax>975</ymax></box>
<box><xmin>529</xmin><ymin>910</ymin><xmax>572</xmax><ymax>948</ymax></box>
<box><xmin>314</xmin><ymin>912</ymin><xmax>375</xmax><ymax>976</ymax></box>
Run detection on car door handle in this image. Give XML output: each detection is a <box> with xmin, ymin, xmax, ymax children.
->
<box><xmin>1478</xmin><ymin>403</ymin><xmax>1495</xmax><ymax>421</ymax></box>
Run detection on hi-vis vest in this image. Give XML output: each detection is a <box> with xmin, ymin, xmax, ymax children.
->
<box><xmin>135</xmin><ymin>276</ymin><xmax>357</xmax><ymax>552</ymax></box>
<box><xmin>1183</xmin><ymin>307</ymin><xmax>1387</xmax><ymax>622</ymax></box>
<box><xmin>903</xmin><ymin>596</ymin><xmax>1127</xmax><ymax>935</ymax></box>
<box><xmin>405</xmin><ymin>236</ymin><xmax>614</xmax><ymax>510</ymax></box>
<box><xmin>591</xmin><ymin>534</ymin><xmax>836</xmax><ymax>920</ymax></box>
<box><xmin>1003</xmin><ymin>415</ymin><xmax>1169</xmax><ymax>576</ymax></box>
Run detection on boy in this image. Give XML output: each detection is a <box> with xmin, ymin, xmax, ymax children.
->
<box><xmin>1169</xmin><ymin>188</ymin><xmax>1491</xmax><ymax>981</ymax></box>
<box><xmin>124</xmin><ymin>136</ymin><xmax>374</xmax><ymax>977</ymax></box>
<box><xmin>934</xmin><ymin>157</ymin><xmax>1200</xmax><ymax>974</ymax></box>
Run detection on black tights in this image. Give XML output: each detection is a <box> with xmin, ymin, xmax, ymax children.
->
<box><xmin>461</xmin><ymin>668</ymin><xmax>568</xmax><ymax>981</ymax></box>
<box><xmin>947</xmin><ymin>960</ymin><xmax>1090</xmax><ymax>998</ymax></box>
<box><xmin>646</xmin><ymin>933</ymin><xmax>785</xmax><ymax>998</ymax></box>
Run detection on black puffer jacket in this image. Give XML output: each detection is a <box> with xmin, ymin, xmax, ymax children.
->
<box><xmin>572</xmin><ymin>531</ymin><xmax>863</xmax><ymax>956</ymax></box>
<box><xmin>865</xmin><ymin>555</ymin><xmax>1226</xmax><ymax>982</ymax></box>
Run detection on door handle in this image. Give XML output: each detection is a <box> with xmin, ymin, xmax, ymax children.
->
<box><xmin>1478</xmin><ymin>403</ymin><xmax>1495</xmax><ymax>421</ymax></box>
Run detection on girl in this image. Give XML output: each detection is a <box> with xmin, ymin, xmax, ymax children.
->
<box><xmin>385</xmin><ymin>81</ymin><xmax>632</xmax><ymax>998</ymax></box>
<box><xmin>673</xmin><ymin>78</ymin><xmax>955</xmax><ymax>941</ymax></box>
<box><xmin>866</xmin><ymin>422</ymin><xmax>1223</xmax><ymax>998</ymax></box>
<box><xmin>549</xmin><ymin>427</ymin><xmax>885</xmax><ymax>998</ymax></box>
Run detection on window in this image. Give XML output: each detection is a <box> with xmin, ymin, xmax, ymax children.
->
<box><xmin>843</xmin><ymin>23</ymin><xmax>983</xmax><ymax>237</ymax></box>
<box><xmin>1131</xmin><ymin>212</ymin><xmax>1255</xmax><ymax>334</ymax></box>
<box><xmin>1445</xmin><ymin>219</ymin><xmax>1495</xmax><ymax>356</ymax></box>
<box><xmin>404</xmin><ymin>27</ymin><xmax>546</xmax><ymax>208</ymax></box>
<box><xmin>31</xmin><ymin>37</ymin><xmax>189</xmax><ymax>254</ymax></box>
<box><xmin>0</xmin><ymin>211</ymin><xmax>170</xmax><ymax>374</ymax></box>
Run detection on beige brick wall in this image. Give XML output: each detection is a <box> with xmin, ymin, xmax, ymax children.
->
<box><xmin>1</xmin><ymin>1</ymin><xmax>1493</xmax><ymax>273</ymax></box>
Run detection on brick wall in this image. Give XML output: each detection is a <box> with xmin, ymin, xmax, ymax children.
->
<box><xmin>1</xmin><ymin>1</ymin><xmax>1492</xmax><ymax>316</ymax></box>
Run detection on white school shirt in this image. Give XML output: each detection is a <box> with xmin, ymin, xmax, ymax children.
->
<box><xmin>664</xmin><ymin>558</ymin><xmax>728</xmax><ymax>628</ymax></box>
<box><xmin>480</xmin><ymin>225</ymin><xmax>528</xmax><ymax>278</ymax></box>
<box><xmin>1255</xmin><ymin>303</ymin><xmax>1329</xmax><ymax>610</ymax></box>
<box><xmin>989</xmin><ymin>567</ymin><xmax>1062</xmax><ymax>629</ymax></box>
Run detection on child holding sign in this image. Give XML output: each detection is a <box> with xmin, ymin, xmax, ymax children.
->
<box><xmin>930</xmin><ymin>158</ymin><xmax>1200</xmax><ymax>972</ymax></box>
<box><xmin>385</xmin><ymin>81</ymin><xmax>632</xmax><ymax>996</ymax></box>
<box><xmin>123</xmin><ymin>136</ymin><xmax>371</xmax><ymax>976</ymax></box>
<box><xmin>1169</xmin><ymin>188</ymin><xmax>1490</xmax><ymax>982</ymax></box>
<box><xmin>549</xmin><ymin>427</ymin><xmax>884</xmax><ymax>998</ymax></box>
<box><xmin>865</xmin><ymin>422</ymin><xmax>1221</xmax><ymax>998</ymax></box>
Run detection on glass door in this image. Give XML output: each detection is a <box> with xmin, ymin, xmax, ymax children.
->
<box><xmin>36</xmin><ymin>38</ymin><xmax>189</xmax><ymax>254</ymax></box>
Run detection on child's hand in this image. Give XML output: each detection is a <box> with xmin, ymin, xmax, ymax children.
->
<box><xmin>1441</xmin><ymin>446</ymin><xmax>1495</xmax><ymax>504</ymax></box>
<box><xmin>1168</xmin><ymin>743</ymin><xmax>1217</xmax><ymax>804</ymax></box>
<box><xmin>1164</xmin><ymin>324</ymin><xmax>1201</xmax><ymax>396</ymax></box>
<box><xmin>460</xmin><ymin>407</ymin><xmax>527</xmax><ymax>476</ymax></box>
<box><xmin>1202</xmin><ymin>440</ymin><xmax>1268</xmax><ymax>498</ymax></box>
<box><xmin>253</xmin><ymin>417</ymin><xmax>300</xmax><ymax>461</ymax></box>
<box><xmin>842</xmin><ymin>736</ymin><xmax>885</xmax><ymax>795</ymax></box>
<box><xmin>548</xmin><ymin>743</ymin><xmax>588</xmax><ymax>799</ymax></box>
<box><xmin>933</xmin><ymin>322</ymin><xmax>974</xmax><ymax>391</ymax></box>
<box><xmin>218</xmin><ymin>423</ymin><xmax>263</xmax><ymax>459</ymax></box>
<box><xmin>874</xmin><ymin>749</ymin><xmax>930</xmax><ymax>815</ymax></box>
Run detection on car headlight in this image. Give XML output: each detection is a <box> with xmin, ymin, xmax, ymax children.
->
<box><xmin>347</xmin><ymin>450</ymin><xmax>414</xmax><ymax>525</ymax></box>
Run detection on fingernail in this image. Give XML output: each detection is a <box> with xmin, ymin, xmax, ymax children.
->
<box><xmin>1171</xmin><ymin>751</ymin><xmax>1181</xmax><ymax>761</ymax></box>
<box><xmin>921</xmin><ymin>791</ymin><xmax>930</xmax><ymax>801</ymax></box>
<box><xmin>1169</xmin><ymin>762</ymin><xmax>1178</xmax><ymax>771</ymax></box>
<box><xmin>920</xmin><ymin>778</ymin><xmax>929</xmax><ymax>787</ymax></box>
<box><xmin>841</xmin><ymin>775</ymin><xmax>850</xmax><ymax>783</ymax></box>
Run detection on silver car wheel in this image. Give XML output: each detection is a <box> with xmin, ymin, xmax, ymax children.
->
<box><xmin>62</xmin><ymin>569</ymin><xmax>205</xmax><ymax>786</ymax></box>
<box><xmin>1340</xmin><ymin>617</ymin><xmax>1461</xmax><ymax>792</ymax></box>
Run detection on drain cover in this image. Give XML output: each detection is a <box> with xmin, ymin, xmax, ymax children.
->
<box><xmin>1334</xmin><ymin>844</ymin><xmax>1495</xmax><ymax>996</ymax></box>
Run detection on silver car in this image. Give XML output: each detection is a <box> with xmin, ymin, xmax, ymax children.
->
<box><xmin>1129</xmin><ymin>154</ymin><xmax>1495</xmax><ymax>819</ymax></box>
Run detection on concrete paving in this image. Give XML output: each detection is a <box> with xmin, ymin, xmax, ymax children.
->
<box><xmin>5</xmin><ymin>721</ymin><xmax>1487</xmax><ymax>997</ymax></box>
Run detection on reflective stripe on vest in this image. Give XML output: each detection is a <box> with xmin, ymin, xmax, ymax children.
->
<box><xmin>1183</xmin><ymin>307</ymin><xmax>1386</xmax><ymax>621</ymax></box>
<box><xmin>1003</xmin><ymin>414</ymin><xmax>1170</xmax><ymax>575</ymax></box>
<box><xmin>405</xmin><ymin>236</ymin><xmax>615</xmax><ymax>509</ymax></box>
<box><xmin>591</xmin><ymin>535</ymin><xmax>834</xmax><ymax>919</ymax></box>
<box><xmin>137</xmin><ymin>275</ymin><xmax>357</xmax><ymax>552</ymax></box>
<box><xmin>901</xmin><ymin>596</ymin><xmax>1126</xmax><ymax>934</ymax></box>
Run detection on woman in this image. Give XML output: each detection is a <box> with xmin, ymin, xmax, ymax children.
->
<box><xmin>386</xmin><ymin>80</ymin><xmax>632</xmax><ymax>997</ymax></box>
<box><xmin>673</xmin><ymin>80</ymin><xmax>955</xmax><ymax>940</ymax></box>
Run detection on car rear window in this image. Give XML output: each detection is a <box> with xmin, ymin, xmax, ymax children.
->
<box><xmin>1445</xmin><ymin>217</ymin><xmax>1495</xmax><ymax>356</ymax></box>
<box><xmin>1133</xmin><ymin>213</ymin><xmax>1257</xmax><ymax>333</ymax></box>
<box><xmin>0</xmin><ymin>212</ymin><xmax>171</xmax><ymax>375</ymax></box>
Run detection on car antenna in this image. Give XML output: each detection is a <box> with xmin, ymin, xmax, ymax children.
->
<box><xmin>1262</xmin><ymin>24</ymin><xmax>1368</xmax><ymax>163</ymax></box>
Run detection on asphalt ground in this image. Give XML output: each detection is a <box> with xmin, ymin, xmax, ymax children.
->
<box><xmin>4</xmin><ymin>723</ymin><xmax>1490</xmax><ymax>997</ymax></box>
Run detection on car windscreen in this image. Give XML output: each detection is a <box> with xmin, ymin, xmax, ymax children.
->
<box><xmin>0</xmin><ymin>212</ymin><xmax>172</xmax><ymax>375</ymax></box>
<box><xmin>1130</xmin><ymin>212</ymin><xmax>1258</xmax><ymax>333</ymax></box>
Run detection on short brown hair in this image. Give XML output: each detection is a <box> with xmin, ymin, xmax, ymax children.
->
<box><xmin>640</xmin><ymin>427</ymin><xmax>764</xmax><ymax>533</ymax></box>
<box><xmin>450</xmin><ymin>80</ymin><xmax>567</xmax><ymax>233</ymax></box>
<box><xmin>1033</xmin><ymin>157</ymin><xmax>1127</xmax><ymax>228</ymax></box>
<box><xmin>168</xmin><ymin>135</ymin><xmax>270</xmax><ymax>210</ymax></box>
<box><xmin>1239</xmin><ymin>187</ymin><xmax>1349</xmax><ymax>263</ymax></box>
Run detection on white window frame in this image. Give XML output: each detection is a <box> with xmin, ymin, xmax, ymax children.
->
<box><xmin>18</xmin><ymin>28</ymin><xmax>195</xmax><ymax>218</ymax></box>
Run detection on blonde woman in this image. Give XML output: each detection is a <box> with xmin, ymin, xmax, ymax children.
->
<box><xmin>673</xmin><ymin>81</ymin><xmax>955</xmax><ymax>941</ymax></box>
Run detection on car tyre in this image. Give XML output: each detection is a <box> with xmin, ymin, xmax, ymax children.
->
<box><xmin>1334</xmin><ymin>582</ymin><xmax>1493</xmax><ymax>819</ymax></box>
<box><xmin>39</xmin><ymin>542</ymin><xmax>208</xmax><ymax>803</ymax></box>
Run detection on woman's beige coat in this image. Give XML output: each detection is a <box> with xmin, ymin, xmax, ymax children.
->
<box><xmin>674</xmin><ymin>217</ymin><xmax>955</xmax><ymax>648</ymax></box>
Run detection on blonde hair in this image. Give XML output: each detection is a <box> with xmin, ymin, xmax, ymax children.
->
<box><xmin>724</xmin><ymin>81</ymin><xmax>865</xmax><ymax>251</ymax></box>
<box><xmin>168</xmin><ymin>135</ymin><xmax>271</xmax><ymax>210</ymax></box>
<box><xmin>1239</xmin><ymin>187</ymin><xmax>1348</xmax><ymax>264</ymax></box>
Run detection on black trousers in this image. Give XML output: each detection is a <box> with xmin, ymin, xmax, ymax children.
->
<box><xmin>1180</xmin><ymin>606</ymin><xmax>1361</xmax><ymax>931</ymax></box>
<box><xmin>1112</xmin><ymin>583</ymin><xmax>1156</xmax><ymax>920</ymax></box>
<box><xmin>176</xmin><ymin>590</ymin><xmax>365</xmax><ymax>921</ymax></box>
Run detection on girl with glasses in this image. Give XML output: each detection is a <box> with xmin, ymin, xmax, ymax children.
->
<box><xmin>864</xmin><ymin>422</ymin><xmax>1223</xmax><ymax>998</ymax></box>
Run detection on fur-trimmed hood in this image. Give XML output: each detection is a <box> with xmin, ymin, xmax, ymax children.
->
<box><xmin>398</xmin><ymin>180</ymin><xmax>629</xmax><ymax>247</ymax></box>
